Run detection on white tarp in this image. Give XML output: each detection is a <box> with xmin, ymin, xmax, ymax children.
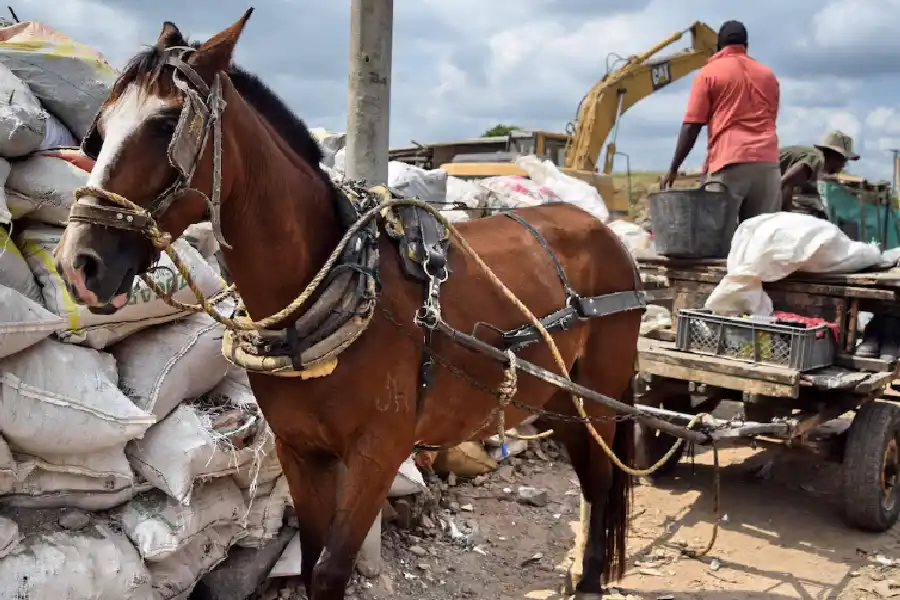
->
<box><xmin>705</xmin><ymin>212</ymin><xmax>882</xmax><ymax>315</ymax></box>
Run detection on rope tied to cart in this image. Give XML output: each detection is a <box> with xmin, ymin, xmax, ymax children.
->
<box><xmin>74</xmin><ymin>183</ymin><xmax>722</xmax><ymax>558</ymax></box>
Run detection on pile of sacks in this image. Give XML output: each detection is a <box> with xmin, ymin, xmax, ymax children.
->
<box><xmin>313</xmin><ymin>128</ymin><xmax>612</xmax><ymax>225</ymax></box>
<box><xmin>0</xmin><ymin>20</ymin><xmax>429</xmax><ymax>600</ymax></box>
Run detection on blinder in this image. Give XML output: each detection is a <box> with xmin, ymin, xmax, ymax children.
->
<box><xmin>71</xmin><ymin>46</ymin><xmax>231</xmax><ymax>249</ymax></box>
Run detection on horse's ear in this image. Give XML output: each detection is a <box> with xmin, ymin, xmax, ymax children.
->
<box><xmin>190</xmin><ymin>8</ymin><xmax>253</xmax><ymax>78</ymax></box>
<box><xmin>156</xmin><ymin>21</ymin><xmax>187</xmax><ymax>50</ymax></box>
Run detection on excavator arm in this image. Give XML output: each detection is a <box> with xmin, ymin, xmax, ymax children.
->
<box><xmin>564</xmin><ymin>21</ymin><xmax>718</xmax><ymax>174</ymax></box>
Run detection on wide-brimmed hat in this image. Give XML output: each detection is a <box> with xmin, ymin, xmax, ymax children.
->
<box><xmin>814</xmin><ymin>130</ymin><xmax>860</xmax><ymax>161</ymax></box>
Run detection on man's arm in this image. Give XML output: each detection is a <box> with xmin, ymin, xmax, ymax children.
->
<box><xmin>780</xmin><ymin>162</ymin><xmax>813</xmax><ymax>205</ymax></box>
<box><xmin>664</xmin><ymin>74</ymin><xmax>709</xmax><ymax>186</ymax></box>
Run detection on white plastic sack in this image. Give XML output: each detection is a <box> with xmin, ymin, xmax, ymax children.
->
<box><xmin>447</xmin><ymin>175</ymin><xmax>488</xmax><ymax>209</ymax></box>
<box><xmin>0</xmin><ymin>159</ymin><xmax>9</xmax><ymax>223</ymax></box>
<box><xmin>181</xmin><ymin>222</ymin><xmax>218</xmax><ymax>259</ymax></box>
<box><xmin>128</xmin><ymin>396</ymin><xmax>267</xmax><ymax>505</ymax></box>
<box><xmin>148</xmin><ymin>524</ymin><xmax>242</xmax><ymax>600</ymax></box>
<box><xmin>0</xmin><ymin>21</ymin><xmax>117</xmax><ymax>139</ymax></box>
<box><xmin>0</xmin><ymin>520</ymin><xmax>154</xmax><ymax>600</ymax></box>
<box><xmin>310</xmin><ymin>128</ymin><xmax>346</xmax><ymax>168</ymax></box>
<box><xmin>0</xmin><ymin>227</ymin><xmax>42</xmax><ymax>303</ymax></box>
<box><xmin>607</xmin><ymin>220</ymin><xmax>655</xmax><ymax>257</ymax></box>
<box><xmin>18</xmin><ymin>228</ymin><xmax>226</xmax><ymax>348</ymax></box>
<box><xmin>8</xmin><ymin>446</ymin><xmax>140</xmax><ymax>511</ymax></box>
<box><xmin>112</xmin><ymin>312</ymin><xmax>228</xmax><ymax>420</ymax></box>
<box><xmin>6</xmin><ymin>153</ymin><xmax>87</xmax><ymax>224</ymax></box>
<box><xmin>0</xmin><ymin>62</ymin><xmax>46</xmax><ymax>158</ymax></box>
<box><xmin>705</xmin><ymin>212</ymin><xmax>882</xmax><ymax>315</ymax></box>
<box><xmin>388</xmin><ymin>161</ymin><xmax>448</xmax><ymax>204</ymax></box>
<box><xmin>0</xmin><ymin>435</ymin><xmax>16</xmax><ymax>494</ymax></box>
<box><xmin>237</xmin><ymin>475</ymin><xmax>291</xmax><ymax>548</ymax></box>
<box><xmin>515</xmin><ymin>155</ymin><xmax>609</xmax><ymax>222</ymax></box>
<box><xmin>0</xmin><ymin>515</ymin><xmax>18</xmax><ymax>559</ymax></box>
<box><xmin>0</xmin><ymin>339</ymin><xmax>156</xmax><ymax>455</ymax></box>
<box><xmin>388</xmin><ymin>456</ymin><xmax>426</xmax><ymax>497</ymax></box>
<box><xmin>40</xmin><ymin>113</ymin><xmax>77</xmax><ymax>149</ymax></box>
<box><xmin>0</xmin><ymin>286</ymin><xmax>63</xmax><ymax>360</ymax></box>
<box><xmin>480</xmin><ymin>175</ymin><xmax>561</xmax><ymax>209</ymax></box>
<box><xmin>119</xmin><ymin>478</ymin><xmax>245</xmax><ymax>562</ymax></box>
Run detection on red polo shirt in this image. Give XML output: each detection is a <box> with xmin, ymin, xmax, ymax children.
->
<box><xmin>684</xmin><ymin>46</ymin><xmax>780</xmax><ymax>174</ymax></box>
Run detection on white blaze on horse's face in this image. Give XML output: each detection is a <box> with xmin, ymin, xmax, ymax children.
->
<box><xmin>82</xmin><ymin>82</ymin><xmax>169</xmax><ymax>204</ymax></box>
<box><xmin>60</xmin><ymin>82</ymin><xmax>169</xmax><ymax>308</ymax></box>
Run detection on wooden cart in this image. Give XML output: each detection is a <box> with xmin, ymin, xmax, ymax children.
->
<box><xmin>636</xmin><ymin>256</ymin><xmax>900</xmax><ymax>532</ymax></box>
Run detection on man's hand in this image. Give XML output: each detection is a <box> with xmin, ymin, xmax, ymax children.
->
<box><xmin>661</xmin><ymin>169</ymin><xmax>678</xmax><ymax>189</ymax></box>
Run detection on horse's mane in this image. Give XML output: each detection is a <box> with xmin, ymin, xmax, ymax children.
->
<box><xmin>116</xmin><ymin>45</ymin><xmax>334</xmax><ymax>190</ymax></box>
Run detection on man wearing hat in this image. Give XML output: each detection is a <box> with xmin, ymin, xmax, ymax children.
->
<box><xmin>662</xmin><ymin>20</ymin><xmax>781</xmax><ymax>222</ymax></box>
<box><xmin>779</xmin><ymin>130</ymin><xmax>859</xmax><ymax>217</ymax></box>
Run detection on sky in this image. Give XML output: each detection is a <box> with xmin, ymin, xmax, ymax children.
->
<box><xmin>13</xmin><ymin>0</ymin><xmax>900</xmax><ymax>181</ymax></box>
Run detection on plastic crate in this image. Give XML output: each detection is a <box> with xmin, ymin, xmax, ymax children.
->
<box><xmin>675</xmin><ymin>309</ymin><xmax>834</xmax><ymax>371</ymax></box>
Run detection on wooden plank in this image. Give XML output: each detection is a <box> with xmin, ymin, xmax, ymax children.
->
<box><xmin>855</xmin><ymin>372</ymin><xmax>893</xmax><ymax>394</ymax></box>
<box><xmin>835</xmin><ymin>352</ymin><xmax>895</xmax><ymax>373</ymax></box>
<box><xmin>665</xmin><ymin>270</ymin><xmax>896</xmax><ymax>299</ymax></box>
<box><xmin>638</xmin><ymin>338</ymin><xmax>800</xmax><ymax>387</ymax></box>
<box><xmin>638</xmin><ymin>358</ymin><xmax>797</xmax><ymax>397</ymax></box>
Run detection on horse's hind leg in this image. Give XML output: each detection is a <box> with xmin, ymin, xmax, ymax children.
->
<box><xmin>310</xmin><ymin>438</ymin><xmax>409</xmax><ymax>600</ymax></box>
<box><xmin>276</xmin><ymin>440</ymin><xmax>340</xmax><ymax>596</ymax></box>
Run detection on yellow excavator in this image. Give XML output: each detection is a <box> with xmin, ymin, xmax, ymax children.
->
<box><xmin>438</xmin><ymin>21</ymin><xmax>718</xmax><ymax>218</ymax></box>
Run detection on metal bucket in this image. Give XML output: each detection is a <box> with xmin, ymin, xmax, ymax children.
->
<box><xmin>648</xmin><ymin>182</ymin><xmax>741</xmax><ymax>258</ymax></box>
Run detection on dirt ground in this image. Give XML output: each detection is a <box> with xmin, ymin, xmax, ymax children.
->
<box><xmin>270</xmin><ymin>428</ymin><xmax>900</xmax><ymax>600</ymax></box>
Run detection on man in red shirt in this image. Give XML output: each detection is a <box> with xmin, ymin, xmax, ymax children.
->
<box><xmin>662</xmin><ymin>21</ymin><xmax>781</xmax><ymax>222</ymax></box>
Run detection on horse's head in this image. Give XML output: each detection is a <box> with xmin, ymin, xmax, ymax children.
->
<box><xmin>54</xmin><ymin>10</ymin><xmax>252</xmax><ymax>313</ymax></box>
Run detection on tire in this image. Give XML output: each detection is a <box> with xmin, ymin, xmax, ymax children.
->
<box><xmin>841</xmin><ymin>400</ymin><xmax>900</xmax><ymax>532</ymax></box>
<box><xmin>635</xmin><ymin>394</ymin><xmax>691</xmax><ymax>479</ymax></box>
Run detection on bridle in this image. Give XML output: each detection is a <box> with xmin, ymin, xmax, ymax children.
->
<box><xmin>68</xmin><ymin>46</ymin><xmax>231</xmax><ymax>250</ymax></box>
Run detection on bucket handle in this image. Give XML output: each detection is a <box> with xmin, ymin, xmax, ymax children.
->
<box><xmin>698</xmin><ymin>180</ymin><xmax>730</xmax><ymax>194</ymax></box>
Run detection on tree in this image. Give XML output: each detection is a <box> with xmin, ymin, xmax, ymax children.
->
<box><xmin>481</xmin><ymin>124</ymin><xmax>521</xmax><ymax>137</ymax></box>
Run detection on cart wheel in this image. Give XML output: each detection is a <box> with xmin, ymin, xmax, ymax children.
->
<box><xmin>635</xmin><ymin>394</ymin><xmax>690</xmax><ymax>478</ymax></box>
<box><xmin>841</xmin><ymin>400</ymin><xmax>900</xmax><ymax>532</ymax></box>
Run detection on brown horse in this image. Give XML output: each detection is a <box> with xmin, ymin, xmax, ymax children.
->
<box><xmin>53</xmin><ymin>10</ymin><xmax>644</xmax><ymax>600</ymax></box>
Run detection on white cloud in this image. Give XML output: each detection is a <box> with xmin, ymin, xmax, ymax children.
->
<box><xmin>4</xmin><ymin>0</ymin><xmax>898</xmax><ymax>179</ymax></box>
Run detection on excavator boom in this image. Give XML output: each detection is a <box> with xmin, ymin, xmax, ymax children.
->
<box><xmin>564</xmin><ymin>21</ymin><xmax>718</xmax><ymax>174</ymax></box>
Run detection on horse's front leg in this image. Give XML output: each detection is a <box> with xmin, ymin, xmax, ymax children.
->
<box><xmin>276</xmin><ymin>439</ymin><xmax>340</xmax><ymax>596</ymax></box>
<box><xmin>310</xmin><ymin>437</ymin><xmax>409</xmax><ymax>600</ymax></box>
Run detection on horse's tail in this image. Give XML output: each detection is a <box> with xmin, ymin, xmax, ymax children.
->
<box><xmin>602</xmin><ymin>376</ymin><xmax>635</xmax><ymax>583</ymax></box>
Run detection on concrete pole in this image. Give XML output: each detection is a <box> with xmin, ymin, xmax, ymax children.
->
<box><xmin>345</xmin><ymin>0</ymin><xmax>393</xmax><ymax>579</ymax></box>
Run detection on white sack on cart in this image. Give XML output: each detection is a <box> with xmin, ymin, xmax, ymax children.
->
<box><xmin>112</xmin><ymin>312</ymin><xmax>228</xmax><ymax>420</ymax></box>
<box><xmin>481</xmin><ymin>175</ymin><xmax>560</xmax><ymax>209</ymax></box>
<box><xmin>148</xmin><ymin>524</ymin><xmax>243</xmax><ymax>600</ymax></box>
<box><xmin>516</xmin><ymin>155</ymin><xmax>610</xmax><ymax>222</ymax></box>
<box><xmin>388</xmin><ymin>161</ymin><xmax>448</xmax><ymax>204</ymax></box>
<box><xmin>0</xmin><ymin>228</ymin><xmax>42</xmax><ymax>303</ymax></box>
<box><xmin>0</xmin><ymin>518</ymin><xmax>154</xmax><ymax>600</ymax></box>
<box><xmin>0</xmin><ymin>339</ymin><xmax>155</xmax><ymax>455</ymax></box>
<box><xmin>8</xmin><ymin>446</ymin><xmax>142</xmax><ymax>511</ymax></box>
<box><xmin>128</xmin><ymin>394</ymin><xmax>267</xmax><ymax>505</ymax></box>
<box><xmin>6</xmin><ymin>152</ymin><xmax>87</xmax><ymax>224</ymax></box>
<box><xmin>705</xmin><ymin>212</ymin><xmax>882</xmax><ymax>315</ymax></box>
<box><xmin>119</xmin><ymin>478</ymin><xmax>245</xmax><ymax>562</ymax></box>
<box><xmin>18</xmin><ymin>227</ymin><xmax>225</xmax><ymax>348</ymax></box>
<box><xmin>0</xmin><ymin>286</ymin><xmax>63</xmax><ymax>360</ymax></box>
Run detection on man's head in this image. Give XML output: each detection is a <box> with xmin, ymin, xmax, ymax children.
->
<box><xmin>717</xmin><ymin>20</ymin><xmax>748</xmax><ymax>51</ymax></box>
<box><xmin>815</xmin><ymin>130</ymin><xmax>860</xmax><ymax>174</ymax></box>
